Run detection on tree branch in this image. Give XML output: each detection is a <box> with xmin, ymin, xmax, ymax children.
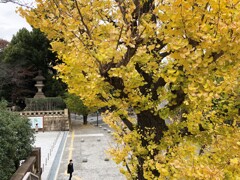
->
<box><xmin>74</xmin><ymin>0</ymin><xmax>92</xmax><ymax>39</ymax></box>
<box><xmin>115</xmin><ymin>0</ymin><xmax>128</xmax><ymax>24</ymax></box>
<box><xmin>0</xmin><ymin>0</ymin><xmax>33</xmax><ymax>8</ymax></box>
<box><xmin>120</xmin><ymin>115</ymin><xmax>134</xmax><ymax>131</ymax></box>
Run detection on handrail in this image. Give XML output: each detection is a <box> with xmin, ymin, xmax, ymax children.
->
<box><xmin>22</xmin><ymin>172</ymin><xmax>39</xmax><ymax>180</ymax></box>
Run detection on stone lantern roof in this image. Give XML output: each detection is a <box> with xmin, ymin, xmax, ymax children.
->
<box><xmin>33</xmin><ymin>70</ymin><xmax>45</xmax><ymax>81</ymax></box>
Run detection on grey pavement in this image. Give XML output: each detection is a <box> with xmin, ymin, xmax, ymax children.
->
<box><xmin>35</xmin><ymin>114</ymin><xmax>126</xmax><ymax>180</ymax></box>
<box><xmin>55</xmin><ymin>117</ymin><xmax>126</xmax><ymax>180</ymax></box>
<box><xmin>34</xmin><ymin>130</ymin><xmax>68</xmax><ymax>180</ymax></box>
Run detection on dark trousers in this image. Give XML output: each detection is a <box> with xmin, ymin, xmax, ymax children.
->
<box><xmin>69</xmin><ymin>172</ymin><xmax>72</xmax><ymax>180</ymax></box>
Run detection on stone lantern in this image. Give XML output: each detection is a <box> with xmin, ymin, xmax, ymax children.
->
<box><xmin>33</xmin><ymin>70</ymin><xmax>46</xmax><ymax>98</ymax></box>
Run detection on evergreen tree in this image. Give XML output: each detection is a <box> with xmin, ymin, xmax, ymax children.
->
<box><xmin>0</xmin><ymin>100</ymin><xmax>34</xmax><ymax>180</ymax></box>
<box><xmin>1</xmin><ymin>28</ymin><xmax>66</xmax><ymax>106</ymax></box>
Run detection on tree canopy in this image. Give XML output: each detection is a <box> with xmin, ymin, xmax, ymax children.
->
<box><xmin>64</xmin><ymin>93</ymin><xmax>96</xmax><ymax>124</ymax></box>
<box><xmin>0</xmin><ymin>100</ymin><xmax>34</xmax><ymax>180</ymax></box>
<box><xmin>20</xmin><ymin>1</ymin><xmax>240</xmax><ymax>179</ymax></box>
<box><xmin>0</xmin><ymin>38</ymin><xmax>8</xmax><ymax>52</ymax></box>
<box><xmin>0</xmin><ymin>28</ymin><xmax>66</xmax><ymax>105</ymax></box>
<box><xmin>0</xmin><ymin>39</ymin><xmax>9</xmax><ymax>61</ymax></box>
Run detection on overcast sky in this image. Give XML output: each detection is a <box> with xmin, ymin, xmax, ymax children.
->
<box><xmin>0</xmin><ymin>2</ymin><xmax>32</xmax><ymax>41</ymax></box>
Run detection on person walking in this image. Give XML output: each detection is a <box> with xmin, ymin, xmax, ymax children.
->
<box><xmin>67</xmin><ymin>159</ymin><xmax>74</xmax><ymax>180</ymax></box>
<box><xmin>35</xmin><ymin>123</ymin><xmax>38</xmax><ymax>133</ymax></box>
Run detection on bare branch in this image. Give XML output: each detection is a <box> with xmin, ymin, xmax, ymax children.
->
<box><xmin>0</xmin><ymin>0</ymin><xmax>33</xmax><ymax>8</ymax></box>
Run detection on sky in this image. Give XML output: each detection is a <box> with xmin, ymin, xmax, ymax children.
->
<box><xmin>0</xmin><ymin>2</ymin><xmax>32</xmax><ymax>41</ymax></box>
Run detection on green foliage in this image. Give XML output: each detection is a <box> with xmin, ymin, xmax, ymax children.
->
<box><xmin>0</xmin><ymin>38</ymin><xmax>9</xmax><ymax>59</ymax></box>
<box><xmin>24</xmin><ymin>97</ymin><xmax>66</xmax><ymax>111</ymax></box>
<box><xmin>64</xmin><ymin>93</ymin><xmax>92</xmax><ymax>116</ymax></box>
<box><xmin>0</xmin><ymin>28</ymin><xmax>66</xmax><ymax>104</ymax></box>
<box><xmin>43</xmin><ymin>76</ymin><xmax>67</xmax><ymax>97</ymax></box>
<box><xmin>3</xmin><ymin>28</ymin><xmax>49</xmax><ymax>68</ymax></box>
<box><xmin>0</xmin><ymin>100</ymin><xmax>34</xmax><ymax>180</ymax></box>
<box><xmin>0</xmin><ymin>62</ymin><xmax>11</xmax><ymax>99</ymax></box>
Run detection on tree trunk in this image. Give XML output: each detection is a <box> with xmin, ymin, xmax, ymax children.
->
<box><xmin>136</xmin><ymin>109</ymin><xmax>168</xmax><ymax>179</ymax></box>
<box><xmin>83</xmin><ymin>115</ymin><xmax>88</xmax><ymax>125</ymax></box>
<box><xmin>137</xmin><ymin>110</ymin><xmax>168</xmax><ymax>145</ymax></box>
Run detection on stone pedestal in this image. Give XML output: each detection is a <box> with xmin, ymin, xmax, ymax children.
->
<box><xmin>33</xmin><ymin>70</ymin><xmax>45</xmax><ymax>98</ymax></box>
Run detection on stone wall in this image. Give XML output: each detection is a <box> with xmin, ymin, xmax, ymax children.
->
<box><xmin>19</xmin><ymin>109</ymin><xmax>70</xmax><ymax>131</ymax></box>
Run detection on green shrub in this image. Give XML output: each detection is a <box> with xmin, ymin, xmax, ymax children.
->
<box><xmin>24</xmin><ymin>97</ymin><xmax>66</xmax><ymax>111</ymax></box>
<box><xmin>0</xmin><ymin>100</ymin><xmax>34</xmax><ymax>180</ymax></box>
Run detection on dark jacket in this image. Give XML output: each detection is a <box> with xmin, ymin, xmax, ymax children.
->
<box><xmin>67</xmin><ymin>163</ymin><xmax>74</xmax><ymax>174</ymax></box>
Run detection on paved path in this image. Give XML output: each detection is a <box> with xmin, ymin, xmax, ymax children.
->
<box><xmin>34</xmin><ymin>131</ymin><xmax>66</xmax><ymax>180</ymax></box>
<box><xmin>55</xmin><ymin>119</ymin><xmax>125</xmax><ymax>180</ymax></box>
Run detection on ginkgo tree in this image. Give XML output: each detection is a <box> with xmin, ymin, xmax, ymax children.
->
<box><xmin>20</xmin><ymin>0</ymin><xmax>240</xmax><ymax>179</ymax></box>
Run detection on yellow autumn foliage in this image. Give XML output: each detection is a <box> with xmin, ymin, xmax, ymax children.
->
<box><xmin>20</xmin><ymin>0</ymin><xmax>240</xmax><ymax>179</ymax></box>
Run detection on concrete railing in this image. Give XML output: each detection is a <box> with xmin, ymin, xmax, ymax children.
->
<box><xmin>11</xmin><ymin>148</ymin><xmax>41</xmax><ymax>180</ymax></box>
<box><xmin>19</xmin><ymin>109</ymin><xmax>68</xmax><ymax>116</ymax></box>
<box><xmin>22</xmin><ymin>172</ymin><xmax>39</xmax><ymax>180</ymax></box>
